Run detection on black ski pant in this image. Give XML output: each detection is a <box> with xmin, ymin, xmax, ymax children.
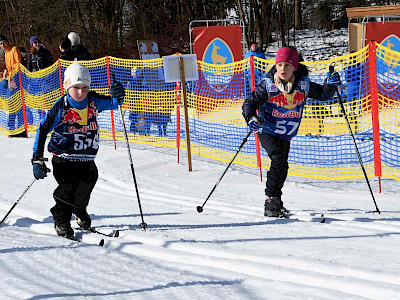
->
<box><xmin>50</xmin><ymin>156</ymin><xmax>98</xmax><ymax>227</ymax></box>
<box><xmin>258</xmin><ymin>133</ymin><xmax>291</xmax><ymax>198</ymax></box>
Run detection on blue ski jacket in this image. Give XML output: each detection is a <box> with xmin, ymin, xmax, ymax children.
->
<box><xmin>242</xmin><ymin>65</ymin><xmax>336</xmax><ymax>140</ymax></box>
<box><xmin>33</xmin><ymin>91</ymin><xmax>121</xmax><ymax>161</ymax></box>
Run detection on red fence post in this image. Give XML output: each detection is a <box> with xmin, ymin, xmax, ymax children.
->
<box><xmin>250</xmin><ymin>56</ymin><xmax>263</xmax><ymax>182</ymax></box>
<box><xmin>106</xmin><ymin>56</ymin><xmax>117</xmax><ymax>150</ymax></box>
<box><xmin>368</xmin><ymin>41</ymin><xmax>382</xmax><ymax>192</ymax></box>
<box><xmin>176</xmin><ymin>81</ymin><xmax>181</xmax><ymax>163</ymax></box>
<box><xmin>17</xmin><ymin>64</ymin><xmax>28</xmax><ymax>138</ymax></box>
<box><xmin>58</xmin><ymin>59</ymin><xmax>64</xmax><ymax>96</ymax></box>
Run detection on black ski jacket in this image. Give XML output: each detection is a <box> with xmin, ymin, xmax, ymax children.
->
<box><xmin>27</xmin><ymin>46</ymin><xmax>53</xmax><ymax>72</ymax></box>
<box><xmin>72</xmin><ymin>45</ymin><xmax>92</xmax><ymax>61</ymax></box>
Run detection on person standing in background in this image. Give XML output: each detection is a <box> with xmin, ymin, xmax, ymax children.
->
<box><xmin>244</xmin><ymin>42</ymin><xmax>266</xmax><ymax>60</ymax></box>
<box><xmin>0</xmin><ymin>34</ymin><xmax>26</xmax><ymax>138</ymax></box>
<box><xmin>59</xmin><ymin>37</ymin><xmax>75</xmax><ymax>61</ymax></box>
<box><xmin>0</xmin><ymin>35</ymin><xmax>22</xmax><ymax>80</ymax></box>
<box><xmin>68</xmin><ymin>32</ymin><xmax>92</xmax><ymax>60</ymax></box>
<box><xmin>27</xmin><ymin>36</ymin><xmax>53</xmax><ymax>72</ymax></box>
<box><xmin>244</xmin><ymin>42</ymin><xmax>266</xmax><ymax>98</ymax></box>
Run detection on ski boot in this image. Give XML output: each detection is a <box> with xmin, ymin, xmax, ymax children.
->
<box><xmin>264</xmin><ymin>196</ymin><xmax>285</xmax><ymax>218</ymax></box>
<box><xmin>279</xmin><ymin>198</ymin><xmax>288</xmax><ymax>213</ymax></box>
<box><xmin>74</xmin><ymin>210</ymin><xmax>91</xmax><ymax>230</ymax></box>
<box><xmin>55</xmin><ymin>224</ymin><xmax>74</xmax><ymax>239</ymax></box>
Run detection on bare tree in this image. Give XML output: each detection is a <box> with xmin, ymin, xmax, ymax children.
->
<box><xmin>295</xmin><ymin>0</ymin><xmax>302</xmax><ymax>30</ymax></box>
<box><xmin>1</xmin><ymin>0</ymin><xmax>387</xmax><ymax>60</ymax></box>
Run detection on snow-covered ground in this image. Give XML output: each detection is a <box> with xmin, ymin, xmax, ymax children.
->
<box><xmin>1</xmin><ymin>30</ymin><xmax>400</xmax><ymax>299</ymax></box>
<box><xmin>265</xmin><ymin>28</ymin><xmax>349</xmax><ymax>61</ymax></box>
<box><xmin>1</xmin><ymin>130</ymin><xmax>399</xmax><ymax>299</ymax></box>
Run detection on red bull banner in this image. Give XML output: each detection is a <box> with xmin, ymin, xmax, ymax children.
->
<box><xmin>192</xmin><ymin>25</ymin><xmax>242</xmax><ymax>63</ymax></box>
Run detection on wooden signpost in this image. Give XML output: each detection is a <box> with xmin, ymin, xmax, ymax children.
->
<box><xmin>163</xmin><ymin>54</ymin><xmax>198</xmax><ymax>171</ymax></box>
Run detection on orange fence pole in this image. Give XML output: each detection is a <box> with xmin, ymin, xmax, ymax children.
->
<box><xmin>106</xmin><ymin>56</ymin><xmax>117</xmax><ymax>150</ymax></box>
<box><xmin>58</xmin><ymin>59</ymin><xmax>64</xmax><ymax>96</ymax></box>
<box><xmin>250</xmin><ymin>56</ymin><xmax>263</xmax><ymax>182</ymax></box>
<box><xmin>17</xmin><ymin>64</ymin><xmax>28</xmax><ymax>138</ymax></box>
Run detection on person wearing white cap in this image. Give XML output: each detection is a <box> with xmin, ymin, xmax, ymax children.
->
<box><xmin>31</xmin><ymin>60</ymin><xmax>125</xmax><ymax>239</ymax></box>
<box><xmin>68</xmin><ymin>31</ymin><xmax>92</xmax><ymax>60</ymax></box>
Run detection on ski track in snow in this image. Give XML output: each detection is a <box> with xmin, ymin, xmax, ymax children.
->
<box><xmin>2</xmin><ymin>169</ymin><xmax>400</xmax><ymax>299</ymax></box>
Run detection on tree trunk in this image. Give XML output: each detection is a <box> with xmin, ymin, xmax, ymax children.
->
<box><xmin>295</xmin><ymin>0</ymin><xmax>302</xmax><ymax>30</ymax></box>
<box><xmin>277</xmin><ymin>0</ymin><xmax>286</xmax><ymax>47</ymax></box>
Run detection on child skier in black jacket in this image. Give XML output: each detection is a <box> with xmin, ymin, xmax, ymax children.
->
<box><xmin>242</xmin><ymin>47</ymin><xmax>338</xmax><ymax>217</ymax></box>
<box><xmin>32</xmin><ymin>61</ymin><xmax>125</xmax><ymax>239</ymax></box>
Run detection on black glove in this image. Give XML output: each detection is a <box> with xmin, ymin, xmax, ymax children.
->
<box><xmin>110</xmin><ymin>81</ymin><xmax>125</xmax><ymax>104</ymax></box>
<box><xmin>32</xmin><ymin>156</ymin><xmax>50</xmax><ymax>180</ymax></box>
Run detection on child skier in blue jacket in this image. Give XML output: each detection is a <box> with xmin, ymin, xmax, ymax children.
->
<box><xmin>242</xmin><ymin>47</ymin><xmax>338</xmax><ymax>217</ymax></box>
<box><xmin>32</xmin><ymin>61</ymin><xmax>125</xmax><ymax>238</ymax></box>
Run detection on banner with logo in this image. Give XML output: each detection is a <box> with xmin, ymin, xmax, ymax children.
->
<box><xmin>192</xmin><ymin>25</ymin><xmax>242</xmax><ymax>63</ymax></box>
<box><xmin>366</xmin><ymin>23</ymin><xmax>400</xmax><ymax>107</ymax></box>
<box><xmin>365</xmin><ymin>22</ymin><xmax>400</xmax><ymax>51</ymax></box>
<box><xmin>191</xmin><ymin>25</ymin><xmax>244</xmax><ymax>113</ymax></box>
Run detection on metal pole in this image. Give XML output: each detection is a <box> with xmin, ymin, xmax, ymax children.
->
<box><xmin>0</xmin><ymin>179</ymin><xmax>36</xmax><ymax>227</ymax></box>
<box><xmin>336</xmin><ymin>88</ymin><xmax>380</xmax><ymax>214</ymax></box>
<box><xmin>197</xmin><ymin>131</ymin><xmax>252</xmax><ymax>213</ymax></box>
<box><xmin>118</xmin><ymin>105</ymin><xmax>148</xmax><ymax>229</ymax></box>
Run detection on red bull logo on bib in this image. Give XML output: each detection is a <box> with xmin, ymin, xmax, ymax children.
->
<box><xmin>268</xmin><ymin>90</ymin><xmax>305</xmax><ymax>110</ymax></box>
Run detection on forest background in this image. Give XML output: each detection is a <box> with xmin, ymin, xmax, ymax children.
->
<box><xmin>1</xmin><ymin>0</ymin><xmax>399</xmax><ymax>63</ymax></box>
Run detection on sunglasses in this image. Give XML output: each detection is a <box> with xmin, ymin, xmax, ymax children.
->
<box><xmin>33</xmin><ymin>41</ymin><xmax>41</xmax><ymax>44</ymax></box>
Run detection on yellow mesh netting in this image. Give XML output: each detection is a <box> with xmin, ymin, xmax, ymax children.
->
<box><xmin>0</xmin><ymin>43</ymin><xmax>398</xmax><ymax>181</ymax></box>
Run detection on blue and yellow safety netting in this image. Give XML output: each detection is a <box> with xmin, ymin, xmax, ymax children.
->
<box><xmin>1</xmin><ymin>42</ymin><xmax>399</xmax><ymax>181</ymax></box>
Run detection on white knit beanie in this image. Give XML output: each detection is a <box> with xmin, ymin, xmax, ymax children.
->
<box><xmin>63</xmin><ymin>61</ymin><xmax>91</xmax><ymax>90</ymax></box>
<box><xmin>68</xmin><ymin>32</ymin><xmax>81</xmax><ymax>46</ymax></box>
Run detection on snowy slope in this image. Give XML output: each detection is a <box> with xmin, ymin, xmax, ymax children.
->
<box><xmin>265</xmin><ymin>28</ymin><xmax>349</xmax><ymax>61</ymax></box>
<box><xmin>1</xmin><ymin>29</ymin><xmax>400</xmax><ymax>299</ymax></box>
<box><xmin>0</xmin><ymin>132</ymin><xmax>399</xmax><ymax>299</ymax></box>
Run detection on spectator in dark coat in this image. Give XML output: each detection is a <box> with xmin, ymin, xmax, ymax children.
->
<box><xmin>27</xmin><ymin>36</ymin><xmax>53</xmax><ymax>72</ymax></box>
<box><xmin>68</xmin><ymin>32</ymin><xmax>92</xmax><ymax>60</ymax></box>
<box><xmin>19</xmin><ymin>47</ymin><xmax>27</xmax><ymax>67</ymax></box>
<box><xmin>59</xmin><ymin>37</ymin><xmax>75</xmax><ymax>61</ymax></box>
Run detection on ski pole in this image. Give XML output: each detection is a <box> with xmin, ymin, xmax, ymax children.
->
<box><xmin>113</xmin><ymin>74</ymin><xmax>147</xmax><ymax>229</ymax></box>
<box><xmin>0</xmin><ymin>178</ymin><xmax>37</xmax><ymax>227</ymax></box>
<box><xmin>335</xmin><ymin>87</ymin><xmax>380</xmax><ymax>214</ymax></box>
<box><xmin>197</xmin><ymin>130</ymin><xmax>252</xmax><ymax>213</ymax></box>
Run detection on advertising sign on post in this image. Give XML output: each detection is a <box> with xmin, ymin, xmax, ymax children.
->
<box><xmin>137</xmin><ymin>40</ymin><xmax>160</xmax><ymax>60</ymax></box>
<box><xmin>163</xmin><ymin>54</ymin><xmax>198</xmax><ymax>83</ymax></box>
<box><xmin>163</xmin><ymin>54</ymin><xmax>199</xmax><ymax>172</ymax></box>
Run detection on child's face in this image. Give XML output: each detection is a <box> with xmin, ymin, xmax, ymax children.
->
<box><xmin>276</xmin><ymin>62</ymin><xmax>295</xmax><ymax>81</ymax></box>
<box><xmin>68</xmin><ymin>84</ymin><xmax>89</xmax><ymax>102</ymax></box>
